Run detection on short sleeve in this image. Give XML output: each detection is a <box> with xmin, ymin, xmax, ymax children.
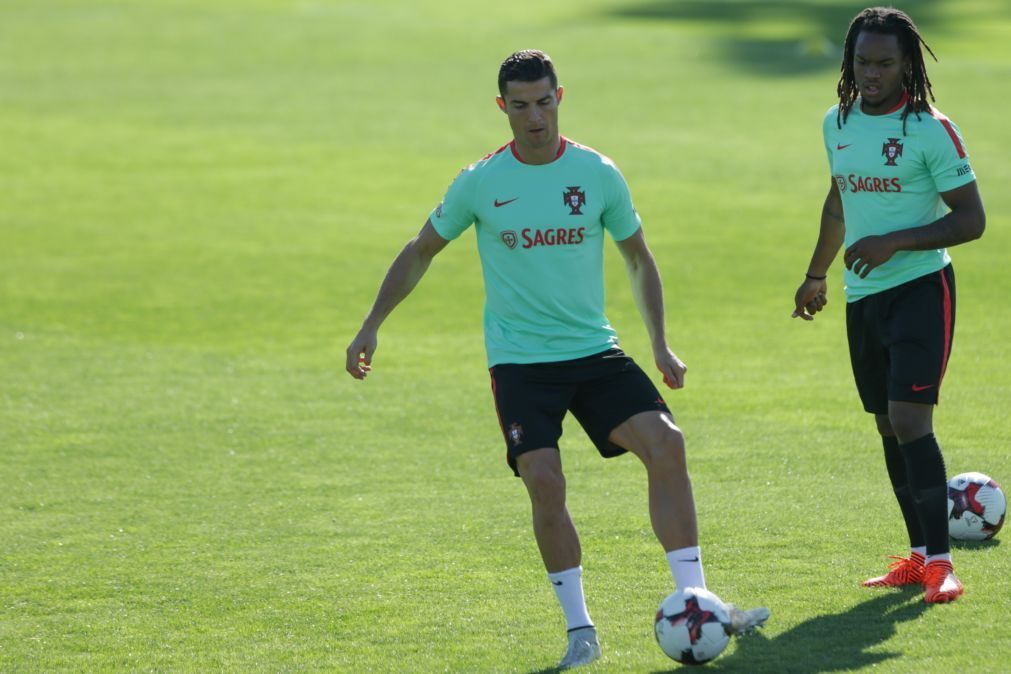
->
<box><xmin>600</xmin><ymin>159</ymin><xmax>641</xmax><ymax>242</ymax></box>
<box><xmin>924</xmin><ymin>114</ymin><xmax>976</xmax><ymax>193</ymax></box>
<box><xmin>823</xmin><ymin>106</ymin><xmax>837</xmax><ymax>170</ymax></box>
<box><xmin>429</xmin><ymin>167</ymin><xmax>476</xmax><ymax>241</ymax></box>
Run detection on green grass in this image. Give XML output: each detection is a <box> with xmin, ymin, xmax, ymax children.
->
<box><xmin>2</xmin><ymin>0</ymin><xmax>1010</xmax><ymax>671</ymax></box>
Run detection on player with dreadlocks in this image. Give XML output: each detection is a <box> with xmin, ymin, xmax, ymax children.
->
<box><xmin>791</xmin><ymin>7</ymin><xmax>986</xmax><ymax>603</ymax></box>
<box><xmin>836</xmin><ymin>7</ymin><xmax>938</xmax><ymax>134</ymax></box>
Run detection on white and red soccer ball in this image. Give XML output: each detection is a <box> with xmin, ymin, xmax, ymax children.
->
<box><xmin>654</xmin><ymin>587</ymin><xmax>730</xmax><ymax>665</ymax></box>
<box><xmin>948</xmin><ymin>472</ymin><xmax>1006</xmax><ymax>541</ymax></box>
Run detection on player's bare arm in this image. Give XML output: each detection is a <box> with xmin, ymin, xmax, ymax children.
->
<box><xmin>345</xmin><ymin>219</ymin><xmax>450</xmax><ymax>380</ymax></box>
<box><xmin>793</xmin><ymin>179</ymin><xmax>845</xmax><ymax>321</ymax></box>
<box><xmin>843</xmin><ymin>181</ymin><xmax>985</xmax><ymax>279</ymax></box>
<box><xmin>616</xmin><ymin>228</ymin><xmax>686</xmax><ymax>390</ymax></box>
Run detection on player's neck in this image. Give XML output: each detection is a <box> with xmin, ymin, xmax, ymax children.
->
<box><xmin>512</xmin><ymin>135</ymin><xmax>563</xmax><ymax>165</ymax></box>
<box><xmin>860</xmin><ymin>89</ymin><xmax>908</xmax><ymax>116</ymax></box>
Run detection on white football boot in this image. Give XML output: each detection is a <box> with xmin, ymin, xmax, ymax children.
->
<box><xmin>724</xmin><ymin>604</ymin><xmax>771</xmax><ymax>636</ymax></box>
<box><xmin>557</xmin><ymin>625</ymin><xmax>601</xmax><ymax>669</ymax></box>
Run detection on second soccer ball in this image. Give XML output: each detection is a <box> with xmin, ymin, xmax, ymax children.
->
<box><xmin>948</xmin><ymin>471</ymin><xmax>1006</xmax><ymax>541</ymax></box>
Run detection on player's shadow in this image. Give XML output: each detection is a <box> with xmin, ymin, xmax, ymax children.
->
<box><xmin>649</xmin><ymin>591</ymin><xmax>927</xmax><ymax>673</ymax></box>
<box><xmin>951</xmin><ymin>537</ymin><xmax>1001</xmax><ymax>550</ymax></box>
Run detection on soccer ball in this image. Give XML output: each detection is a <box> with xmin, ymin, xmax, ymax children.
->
<box><xmin>654</xmin><ymin>587</ymin><xmax>730</xmax><ymax>665</ymax></box>
<box><xmin>948</xmin><ymin>472</ymin><xmax>1006</xmax><ymax>541</ymax></box>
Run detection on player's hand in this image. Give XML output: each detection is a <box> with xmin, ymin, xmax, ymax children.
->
<box><xmin>654</xmin><ymin>346</ymin><xmax>687</xmax><ymax>390</ymax></box>
<box><xmin>345</xmin><ymin>328</ymin><xmax>377</xmax><ymax>380</ymax></box>
<box><xmin>792</xmin><ymin>277</ymin><xmax>828</xmax><ymax>321</ymax></box>
<box><xmin>844</xmin><ymin>234</ymin><xmax>896</xmax><ymax>279</ymax></box>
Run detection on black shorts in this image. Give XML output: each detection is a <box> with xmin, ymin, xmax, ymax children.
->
<box><xmin>489</xmin><ymin>348</ymin><xmax>671</xmax><ymax>476</ymax></box>
<box><xmin>846</xmin><ymin>265</ymin><xmax>956</xmax><ymax>414</ymax></box>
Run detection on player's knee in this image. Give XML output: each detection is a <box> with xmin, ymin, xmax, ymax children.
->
<box><xmin>519</xmin><ymin>455</ymin><xmax>566</xmax><ymax>505</ymax></box>
<box><xmin>661</xmin><ymin>426</ymin><xmax>687</xmax><ymax>467</ymax></box>
<box><xmin>642</xmin><ymin>425</ymin><xmax>687</xmax><ymax>472</ymax></box>
<box><xmin>874</xmin><ymin>414</ymin><xmax>894</xmax><ymax>437</ymax></box>
<box><xmin>528</xmin><ymin>466</ymin><xmax>565</xmax><ymax>496</ymax></box>
<box><xmin>887</xmin><ymin>410</ymin><xmax>931</xmax><ymax>444</ymax></box>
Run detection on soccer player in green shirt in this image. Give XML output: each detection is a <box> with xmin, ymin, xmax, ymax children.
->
<box><xmin>347</xmin><ymin>50</ymin><xmax>768</xmax><ymax>668</ymax></box>
<box><xmin>793</xmin><ymin>8</ymin><xmax>986</xmax><ymax>604</ymax></box>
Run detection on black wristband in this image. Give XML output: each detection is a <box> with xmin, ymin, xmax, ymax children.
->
<box><xmin>805</xmin><ymin>272</ymin><xmax>827</xmax><ymax>281</ymax></box>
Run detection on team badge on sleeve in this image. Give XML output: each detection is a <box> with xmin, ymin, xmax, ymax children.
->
<box><xmin>563</xmin><ymin>186</ymin><xmax>586</xmax><ymax>215</ymax></box>
<box><xmin>882</xmin><ymin>138</ymin><xmax>903</xmax><ymax>166</ymax></box>
<box><xmin>508</xmin><ymin>422</ymin><xmax>524</xmax><ymax>446</ymax></box>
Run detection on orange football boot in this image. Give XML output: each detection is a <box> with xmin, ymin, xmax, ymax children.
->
<box><xmin>923</xmin><ymin>561</ymin><xmax>964</xmax><ymax>603</ymax></box>
<box><xmin>862</xmin><ymin>553</ymin><xmax>925</xmax><ymax>588</ymax></box>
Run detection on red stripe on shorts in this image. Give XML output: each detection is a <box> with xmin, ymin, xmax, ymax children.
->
<box><xmin>939</xmin><ymin>270</ymin><xmax>953</xmax><ymax>389</ymax></box>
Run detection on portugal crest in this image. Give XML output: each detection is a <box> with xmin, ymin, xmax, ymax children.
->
<box><xmin>882</xmin><ymin>138</ymin><xmax>903</xmax><ymax>166</ymax></box>
<box><xmin>563</xmin><ymin>186</ymin><xmax>586</xmax><ymax>215</ymax></box>
<box><xmin>507</xmin><ymin>422</ymin><xmax>524</xmax><ymax>447</ymax></box>
<box><xmin>501</xmin><ymin>230</ymin><xmax>517</xmax><ymax>249</ymax></box>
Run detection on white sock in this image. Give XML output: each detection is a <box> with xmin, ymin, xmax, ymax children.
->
<box><xmin>666</xmin><ymin>545</ymin><xmax>706</xmax><ymax>590</ymax></box>
<box><xmin>926</xmin><ymin>552</ymin><xmax>952</xmax><ymax>565</ymax></box>
<box><xmin>548</xmin><ymin>566</ymin><xmax>593</xmax><ymax>631</ymax></box>
<box><xmin>911</xmin><ymin>546</ymin><xmax>926</xmax><ymax>560</ymax></box>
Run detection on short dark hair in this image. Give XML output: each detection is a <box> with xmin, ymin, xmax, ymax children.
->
<box><xmin>836</xmin><ymin>7</ymin><xmax>938</xmax><ymax>133</ymax></box>
<box><xmin>498</xmin><ymin>50</ymin><xmax>558</xmax><ymax>97</ymax></box>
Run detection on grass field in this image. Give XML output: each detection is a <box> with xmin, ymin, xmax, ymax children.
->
<box><xmin>2</xmin><ymin>0</ymin><xmax>1010</xmax><ymax>671</ymax></box>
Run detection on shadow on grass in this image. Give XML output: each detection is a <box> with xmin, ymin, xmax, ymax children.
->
<box><xmin>951</xmin><ymin>537</ymin><xmax>1001</xmax><ymax>551</ymax></box>
<box><xmin>604</xmin><ymin>0</ymin><xmax>946</xmax><ymax>76</ymax></box>
<box><xmin>648</xmin><ymin>590</ymin><xmax>927</xmax><ymax>673</ymax></box>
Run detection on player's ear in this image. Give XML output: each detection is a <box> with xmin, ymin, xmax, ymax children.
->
<box><xmin>556</xmin><ymin>86</ymin><xmax>564</xmax><ymax>104</ymax></box>
<box><xmin>496</xmin><ymin>96</ymin><xmax>506</xmax><ymax>112</ymax></box>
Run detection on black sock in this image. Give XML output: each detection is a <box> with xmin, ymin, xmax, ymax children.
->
<box><xmin>882</xmin><ymin>435</ymin><xmax>925</xmax><ymax>549</ymax></box>
<box><xmin>900</xmin><ymin>433</ymin><xmax>950</xmax><ymax>556</ymax></box>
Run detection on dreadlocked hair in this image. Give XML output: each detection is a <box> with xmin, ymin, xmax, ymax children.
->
<box><xmin>836</xmin><ymin>7</ymin><xmax>938</xmax><ymax>134</ymax></box>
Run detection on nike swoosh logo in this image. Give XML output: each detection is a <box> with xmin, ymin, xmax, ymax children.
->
<box><xmin>836</xmin><ymin>144</ymin><xmax>852</xmax><ymax>150</ymax></box>
<box><xmin>551</xmin><ymin>580</ymin><xmax>564</xmax><ymax>586</ymax></box>
<box><xmin>911</xmin><ymin>384</ymin><xmax>936</xmax><ymax>392</ymax></box>
<box><xmin>494</xmin><ymin>198</ymin><xmax>518</xmax><ymax>208</ymax></box>
<box><xmin>678</xmin><ymin>557</ymin><xmax>700</xmax><ymax>563</ymax></box>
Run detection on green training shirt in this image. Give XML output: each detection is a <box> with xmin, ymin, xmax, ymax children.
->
<box><xmin>429</xmin><ymin>137</ymin><xmax>642</xmax><ymax>367</ymax></box>
<box><xmin>822</xmin><ymin>94</ymin><xmax>976</xmax><ymax>301</ymax></box>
